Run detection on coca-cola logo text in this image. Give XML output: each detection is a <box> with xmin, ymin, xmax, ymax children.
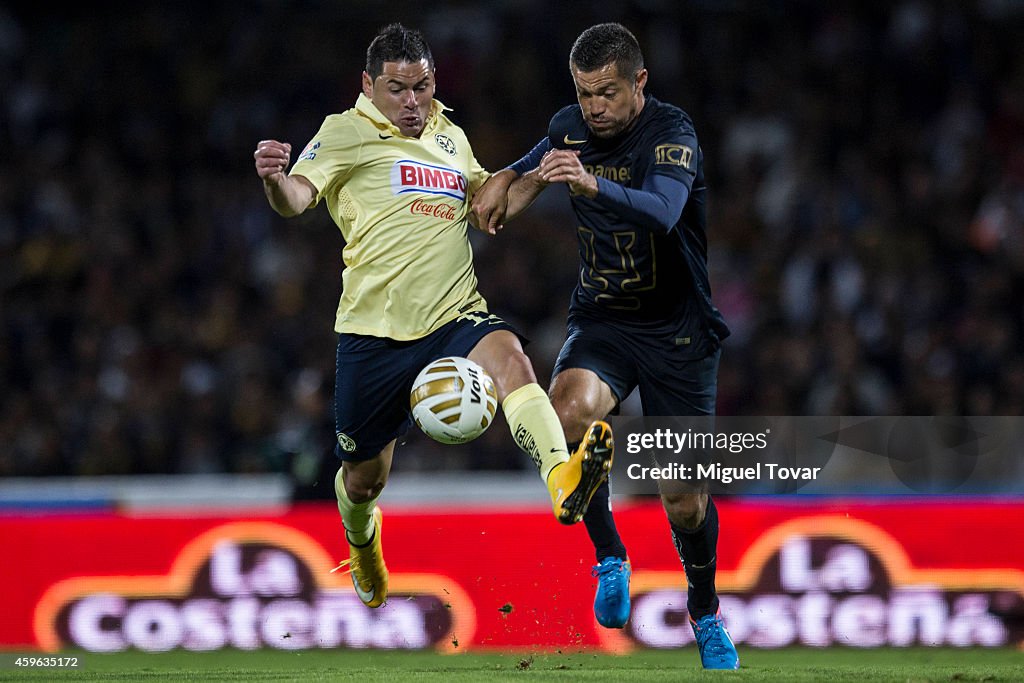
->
<box><xmin>410</xmin><ymin>198</ymin><xmax>457</xmax><ymax>221</ymax></box>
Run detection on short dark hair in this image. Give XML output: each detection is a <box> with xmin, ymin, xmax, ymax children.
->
<box><xmin>365</xmin><ymin>23</ymin><xmax>434</xmax><ymax>79</ymax></box>
<box><xmin>569</xmin><ymin>23</ymin><xmax>644</xmax><ymax>79</ymax></box>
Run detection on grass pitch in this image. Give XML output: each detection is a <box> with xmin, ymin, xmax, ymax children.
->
<box><xmin>2</xmin><ymin>647</ymin><xmax>1022</xmax><ymax>682</ymax></box>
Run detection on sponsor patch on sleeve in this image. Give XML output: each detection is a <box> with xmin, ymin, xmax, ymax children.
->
<box><xmin>654</xmin><ymin>144</ymin><xmax>693</xmax><ymax>169</ymax></box>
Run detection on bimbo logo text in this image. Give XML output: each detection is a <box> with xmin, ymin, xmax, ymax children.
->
<box><xmin>391</xmin><ymin>160</ymin><xmax>467</xmax><ymax>201</ymax></box>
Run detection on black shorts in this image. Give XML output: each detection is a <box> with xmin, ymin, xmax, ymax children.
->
<box><xmin>553</xmin><ymin>313</ymin><xmax>720</xmax><ymax>416</ymax></box>
<box><xmin>333</xmin><ymin>312</ymin><xmax>521</xmax><ymax>461</ymax></box>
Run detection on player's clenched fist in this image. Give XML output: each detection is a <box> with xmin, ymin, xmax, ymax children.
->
<box><xmin>255</xmin><ymin>139</ymin><xmax>316</xmax><ymax>217</ymax></box>
<box><xmin>254</xmin><ymin>140</ymin><xmax>292</xmax><ymax>184</ymax></box>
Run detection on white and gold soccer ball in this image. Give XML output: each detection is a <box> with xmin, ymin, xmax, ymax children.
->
<box><xmin>410</xmin><ymin>356</ymin><xmax>498</xmax><ymax>444</ymax></box>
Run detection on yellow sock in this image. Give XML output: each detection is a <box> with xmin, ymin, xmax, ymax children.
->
<box><xmin>335</xmin><ymin>467</ymin><xmax>378</xmax><ymax>545</ymax></box>
<box><xmin>502</xmin><ymin>383</ymin><xmax>569</xmax><ymax>481</ymax></box>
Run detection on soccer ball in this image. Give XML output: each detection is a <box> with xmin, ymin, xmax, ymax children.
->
<box><xmin>410</xmin><ymin>356</ymin><xmax>498</xmax><ymax>444</ymax></box>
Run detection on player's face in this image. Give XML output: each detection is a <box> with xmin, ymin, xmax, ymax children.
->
<box><xmin>571</xmin><ymin>62</ymin><xmax>648</xmax><ymax>139</ymax></box>
<box><xmin>362</xmin><ymin>59</ymin><xmax>435</xmax><ymax>138</ymax></box>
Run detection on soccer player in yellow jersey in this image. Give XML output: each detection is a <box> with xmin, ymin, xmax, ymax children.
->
<box><xmin>253</xmin><ymin>23</ymin><xmax>613</xmax><ymax>609</ymax></box>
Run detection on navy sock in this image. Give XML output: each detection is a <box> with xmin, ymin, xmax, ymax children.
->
<box><xmin>569</xmin><ymin>438</ymin><xmax>627</xmax><ymax>563</ymax></box>
<box><xmin>582</xmin><ymin>479</ymin><xmax>628</xmax><ymax>562</ymax></box>
<box><xmin>670</xmin><ymin>495</ymin><xmax>720</xmax><ymax>620</ymax></box>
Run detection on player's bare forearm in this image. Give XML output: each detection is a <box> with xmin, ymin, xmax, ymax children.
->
<box><xmin>263</xmin><ymin>174</ymin><xmax>315</xmax><ymax>218</ymax></box>
<box><xmin>504</xmin><ymin>169</ymin><xmax>548</xmax><ymax>222</ymax></box>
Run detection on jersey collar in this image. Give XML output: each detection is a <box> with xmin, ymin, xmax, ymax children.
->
<box><xmin>355</xmin><ymin>93</ymin><xmax>451</xmax><ymax>138</ymax></box>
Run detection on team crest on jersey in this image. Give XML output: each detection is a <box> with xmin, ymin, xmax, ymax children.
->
<box><xmin>434</xmin><ymin>134</ymin><xmax>456</xmax><ymax>156</ymax></box>
<box><xmin>299</xmin><ymin>141</ymin><xmax>320</xmax><ymax>161</ymax></box>
<box><xmin>391</xmin><ymin>159</ymin><xmax>467</xmax><ymax>201</ymax></box>
<box><xmin>336</xmin><ymin>432</ymin><xmax>356</xmax><ymax>453</ymax></box>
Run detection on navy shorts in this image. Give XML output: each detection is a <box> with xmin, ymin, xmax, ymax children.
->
<box><xmin>553</xmin><ymin>314</ymin><xmax>720</xmax><ymax>416</ymax></box>
<box><xmin>333</xmin><ymin>312</ymin><xmax>521</xmax><ymax>461</ymax></box>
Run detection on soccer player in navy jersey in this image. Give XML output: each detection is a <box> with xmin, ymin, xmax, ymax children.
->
<box><xmin>471</xmin><ymin>23</ymin><xmax>739</xmax><ymax>669</ymax></box>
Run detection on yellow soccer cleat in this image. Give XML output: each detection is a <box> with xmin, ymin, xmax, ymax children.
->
<box><xmin>332</xmin><ymin>507</ymin><xmax>389</xmax><ymax>607</ymax></box>
<box><xmin>547</xmin><ymin>420</ymin><xmax>614</xmax><ymax>525</ymax></box>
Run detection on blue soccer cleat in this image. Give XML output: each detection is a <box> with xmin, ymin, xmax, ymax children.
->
<box><xmin>690</xmin><ymin>611</ymin><xmax>740</xmax><ymax>669</ymax></box>
<box><xmin>592</xmin><ymin>556</ymin><xmax>631</xmax><ymax>628</ymax></box>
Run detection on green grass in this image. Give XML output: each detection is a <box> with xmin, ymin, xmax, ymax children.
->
<box><xmin>2</xmin><ymin>648</ymin><xmax>1022</xmax><ymax>682</ymax></box>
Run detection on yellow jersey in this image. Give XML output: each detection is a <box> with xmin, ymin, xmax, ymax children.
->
<box><xmin>290</xmin><ymin>94</ymin><xmax>491</xmax><ymax>340</ymax></box>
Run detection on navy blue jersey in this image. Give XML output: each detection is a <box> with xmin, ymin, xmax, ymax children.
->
<box><xmin>536</xmin><ymin>95</ymin><xmax>730</xmax><ymax>358</ymax></box>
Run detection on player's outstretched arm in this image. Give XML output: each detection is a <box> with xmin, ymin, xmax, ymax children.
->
<box><xmin>470</xmin><ymin>167</ymin><xmax>550</xmax><ymax>235</ymax></box>
<box><xmin>470</xmin><ymin>169</ymin><xmax>515</xmax><ymax>235</ymax></box>
<box><xmin>254</xmin><ymin>139</ymin><xmax>316</xmax><ymax>217</ymax></box>
<box><xmin>470</xmin><ymin>135</ymin><xmax>555</xmax><ymax>234</ymax></box>
<box><xmin>470</xmin><ymin>167</ymin><xmax>550</xmax><ymax>234</ymax></box>
<box><xmin>505</xmin><ymin>168</ymin><xmax>548</xmax><ymax>221</ymax></box>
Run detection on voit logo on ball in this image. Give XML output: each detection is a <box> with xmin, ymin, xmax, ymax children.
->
<box><xmin>34</xmin><ymin>523</ymin><xmax>474</xmax><ymax>653</ymax></box>
<box><xmin>600</xmin><ymin>516</ymin><xmax>1024</xmax><ymax>652</ymax></box>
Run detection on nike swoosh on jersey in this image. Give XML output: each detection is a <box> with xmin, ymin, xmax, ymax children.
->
<box><xmin>379</xmin><ymin>133</ymin><xmax>393</xmax><ymax>140</ymax></box>
<box><xmin>351</xmin><ymin>573</ymin><xmax>376</xmax><ymax>603</ymax></box>
<box><xmin>563</xmin><ymin>134</ymin><xmax>587</xmax><ymax>145</ymax></box>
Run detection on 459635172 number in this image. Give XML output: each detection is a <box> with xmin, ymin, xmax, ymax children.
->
<box><xmin>11</xmin><ymin>656</ymin><xmax>81</xmax><ymax>668</ymax></box>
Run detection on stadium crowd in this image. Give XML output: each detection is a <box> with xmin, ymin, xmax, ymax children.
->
<box><xmin>2</xmin><ymin>1</ymin><xmax>1023</xmax><ymax>489</ymax></box>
